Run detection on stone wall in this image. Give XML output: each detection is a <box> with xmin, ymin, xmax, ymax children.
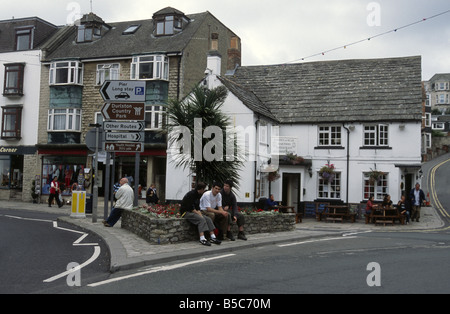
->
<box><xmin>121</xmin><ymin>209</ymin><xmax>296</xmax><ymax>244</ymax></box>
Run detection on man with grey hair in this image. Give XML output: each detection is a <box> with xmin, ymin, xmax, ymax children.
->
<box><xmin>103</xmin><ymin>177</ymin><xmax>134</xmax><ymax>227</ymax></box>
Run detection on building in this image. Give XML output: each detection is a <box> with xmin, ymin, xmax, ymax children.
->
<box><xmin>0</xmin><ymin>17</ymin><xmax>58</xmax><ymax>201</ymax></box>
<box><xmin>424</xmin><ymin>73</ymin><xmax>450</xmax><ymax>113</ymax></box>
<box><xmin>167</xmin><ymin>55</ymin><xmax>424</xmax><ymax>211</ymax></box>
<box><xmin>36</xmin><ymin>7</ymin><xmax>241</xmax><ymax>202</ymax></box>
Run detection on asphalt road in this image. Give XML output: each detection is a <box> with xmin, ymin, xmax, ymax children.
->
<box><xmin>69</xmin><ymin>230</ymin><xmax>450</xmax><ymax>296</ymax></box>
<box><xmin>0</xmin><ymin>209</ymin><xmax>110</xmax><ymax>294</ymax></box>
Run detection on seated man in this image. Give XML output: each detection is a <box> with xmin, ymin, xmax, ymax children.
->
<box><xmin>180</xmin><ymin>182</ymin><xmax>221</xmax><ymax>246</ymax></box>
<box><xmin>265</xmin><ymin>194</ymin><xmax>279</xmax><ymax>210</ymax></box>
<box><xmin>200</xmin><ymin>182</ymin><xmax>228</xmax><ymax>240</ymax></box>
<box><xmin>221</xmin><ymin>179</ymin><xmax>247</xmax><ymax>241</ymax></box>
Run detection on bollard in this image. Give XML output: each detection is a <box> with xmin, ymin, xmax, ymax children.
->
<box><xmin>71</xmin><ymin>191</ymin><xmax>87</xmax><ymax>218</ymax></box>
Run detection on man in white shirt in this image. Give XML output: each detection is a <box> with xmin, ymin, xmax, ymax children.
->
<box><xmin>200</xmin><ymin>182</ymin><xmax>229</xmax><ymax>240</ymax></box>
<box><xmin>103</xmin><ymin>177</ymin><xmax>134</xmax><ymax>227</ymax></box>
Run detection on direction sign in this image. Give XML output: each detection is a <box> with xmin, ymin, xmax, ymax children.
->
<box><xmin>101</xmin><ymin>102</ymin><xmax>145</xmax><ymax>121</ymax></box>
<box><xmin>104</xmin><ymin>142</ymin><xmax>144</xmax><ymax>153</ymax></box>
<box><xmin>105</xmin><ymin>132</ymin><xmax>144</xmax><ymax>142</ymax></box>
<box><xmin>100</xmin><ymin>80</ymin><xmax>146</xmax><ymax>102</ymax></box>
<box><xmin>103</xmin><ymin>121</ymin><xmax>145</xmax><ymax>132</ymax></box>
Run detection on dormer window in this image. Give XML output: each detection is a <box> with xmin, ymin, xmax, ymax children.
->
<box><xmin>77</xmin><ymin>25</ymin><xmax>101</xmax><ymax>42</ymax></box>
<box><xmin>153</xmin><ymin>7</ymin><xmax>189</xmax><ymax>36</ymax></box>
<box><xmin>75</xmin><ymin>12</ymin><xmax>110</xmax><ymax>43</ymax></box>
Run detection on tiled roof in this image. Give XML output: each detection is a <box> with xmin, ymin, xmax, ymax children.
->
<box><xmin>43</xmin><ymin>12</ymin><xmax>208</xmax><ymax>61</ymax></box>
<box><xmin>227</xmin><ymin>56</ymin><xmax>422</xmax><ymax>124</ymax></box>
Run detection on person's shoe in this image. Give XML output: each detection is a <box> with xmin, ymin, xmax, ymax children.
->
<box><xmin>210</xmin><ymin>238</ymin><xmax>221</xmax><ymax>245</ymax></box>
<box><xmin>200</xmin><ymin>239</ymin><xmax>211</xmax><ymax>246</ymax></box>
<box><xmin>238</xmin><ymin>231</ymin><xmax>247</xmax><ymax>241</ymax></box>
<box><xmin>102</xmin><ymin>220</ymin><xmax>112</xmax><ymax>227</ymax></box>
<box><xmin>226</xmin><ymin>231</ymin><xmax>235</xmax><ymax>241</ymax></box>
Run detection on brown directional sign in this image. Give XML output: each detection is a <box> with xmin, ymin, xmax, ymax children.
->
<box><xmin>104</xmin><ymin>142</ymin><xmax>144</xmax><ymax>153</ymax></box>
<box><xmin>101</xmin><ymin>102</ymin><xmax>145</xmax><ymax>121</ymax></box>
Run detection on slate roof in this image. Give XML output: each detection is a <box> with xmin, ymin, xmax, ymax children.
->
<box><xmin>226</xmin><ymin>56</ymin><xmax>422</xmax><ymax>124</ymax></box>
<box><xmin>43</xmin><ymin>12</ymin><xmax>208</xmax><ymax>61</ymax></box>
<box><xmin>218</xmin><ymin>76</ymin><xmax>278</xmax><ymax>122</ymax></box>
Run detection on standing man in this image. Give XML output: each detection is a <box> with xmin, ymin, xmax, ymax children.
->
<box><xmin>200</xmin><ymin>182</ymin><xmax>228</xmax><ymax>240</ymax></box>
<box><xmin>103</xmin><ymin>177</ymin><xmax>134</xmax><ymax>227</ymax></box>
<box><xmin>221</xmin><ymin>180</ymin><xmax>247</xmax><ymax>241</ymax></box>
<box><xmin>180</xmin><ymin>182</ymin><xmax>221</xmax><ymax>246</ymax></box>
<box><xmin>409</xmin><ymin>183</ymin><xmax>426</xmax><ymax>222</ymax></box>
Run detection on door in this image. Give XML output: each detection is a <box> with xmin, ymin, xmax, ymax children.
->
<box><xmin>282</xmin><ymin>173</ymin><xmax>301</xmax><ymax>213</ymax></box>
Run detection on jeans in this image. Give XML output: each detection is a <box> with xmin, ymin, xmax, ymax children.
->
<box><xmin>105</xmin><ymin>207</ymin><xmax>123</xmax><ymax>227</ymax></box>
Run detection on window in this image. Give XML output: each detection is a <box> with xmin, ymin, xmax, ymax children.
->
<box><xmin>123</xmin><ymin>25</ymin><xmax>141</xmax><ymax>35</ymax></box>
<box><xmin>436</xmin><ymin>82</ymin><xmax>449</xmax><ymax>91</ymax></box>
<box><xmin>3</xmin><ymin>63</ymin><xmax>25</xmax><ymax>96</ymax></box>
<box><xmin>318</xmin><ymin>172</ymin><xmax>341</xmax><ymax>199</ymax></box>
<box><xmin>130</xmin><ymin>55</ymin><xmax>169</xmax><ymax>81</ymax></box>
<box><xmin>432</xmin><ymin>122</ymin><xmax>445</xmax><ymax>130</ymax></box>
<box><xmin>48</xmin><ymin>109</ymin><xmax>81</xmax><ymax>131</ymax></box>
<box><xmin>318</xmin><ymin>126</ymin><xmax>341</xmax><ymax>146</ymax></box>
<box><xmin>77</xmin><ymin>25</ymin><xmax>101</xmax><ymax>42</ymax></box>
<box><xmin>363</xmin><ymin>124</ymin><xmax>389</xmax><ymax>147</ymax></box>
<box><xmin>424</xmin><ymin>113</ymin><xmax>431</xmax><ymax>128</ymax></box>
<box><xmin>145</xmin><ymin>105</ymin><xmax>165</xmax><ymax>129</ymax></box>
<box><xmin>49</xmin><ymin>61</ymin><xmax>83</xmax><ymax>85</ymax></box>
<box><xmin>96</xmin><ymin>64</ymin><xmax>120</xmax><ymax>85</ymax></box>
<box><xmin>15</xmin><ymin>28</ymin><xmax>33</xmax><ymax>51</ymax></box>
<box><xmin>156</xmin><ymin>16</ymin><xmax>176</xmax><ymax>35</ymax></box>
<box><xmin>1</xmin><ymin>106</ymin><xmax>22</xmax><ymax>139</ymax></box>
<box><xmin>363</xmin><ymin>172</ymin><xmax>388</xmax><ymax>201</ymax></box>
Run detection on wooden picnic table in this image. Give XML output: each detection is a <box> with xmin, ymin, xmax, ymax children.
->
<box><xmin>367</xmin><ymin>205</ymin><xmax>405</xmax><ymax>226</ymax></box>
<box><xmin>320</xmin><ymin>204</ymin><xmax>356</xmax><ymax>223</ymax></box>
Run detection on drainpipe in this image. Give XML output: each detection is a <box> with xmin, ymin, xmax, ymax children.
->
<box><xmin>342</xmin><ymin>124</ymin><xmax>351</xmax><ymax>206</ymax></box>
<box><xmin>254</xmin><ymin>116</ymin><xmax>260</xmax><ymax>206</ymax></box>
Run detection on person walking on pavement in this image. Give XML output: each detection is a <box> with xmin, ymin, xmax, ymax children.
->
<box><xmin>48</xmin><ymin>176</ymin><xmax>63</xmax><ymax>208</ymax></box>
<box><xmin>409</xmin><ymin>183</ymin><xmax>426</xmax><ymax>222</ymax></box>
<box><xmin>180</xmin><ymin>182</ymin><xmax>221</xmax><ymax>246</ymax></box>
<box><xmin>103</xmin><ymin>177</ymin><xmax>134</xmax><ymax>227</ymax></box>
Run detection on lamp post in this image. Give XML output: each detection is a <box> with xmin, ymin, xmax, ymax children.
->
<box><xmin>89</xmin><ymin>123</ymin><xmax>101</xmax><ymax>223</ymax></box>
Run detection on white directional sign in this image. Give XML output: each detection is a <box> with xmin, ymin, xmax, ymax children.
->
<box><xmin>100</xmin><ymin>80</ymin><xmax>146</xmax><ymax>102</ymax></box>
<box><xmin>104</xmin><ymin>142</ymin><xmax>144</xmax><ymax>153</ymax></box>
<box><xmin>105</xmin><ymin>132</ymin><xmax>144</xmax><ymax>142</ymax></box>
<box><xmin>103</xmin><ymin>121</ymin><xmax>145</xmax><ymax>132</ymax></box>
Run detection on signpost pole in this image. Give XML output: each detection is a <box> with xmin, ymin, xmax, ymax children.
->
<box><xmin>134</xmin><ymin>152</ymin><xmax>140</xmax><ymax>206</ymax></box>
<box><xmin>104</xmin><ymin>152</ymin><xmax>111</xmax><ymax>220</ymax></box>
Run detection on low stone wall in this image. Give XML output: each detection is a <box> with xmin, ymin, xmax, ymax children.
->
<box><xmin>121</xmin><ymin>209</ymin><xmax>296</xmax><ymax>245</ymax></box>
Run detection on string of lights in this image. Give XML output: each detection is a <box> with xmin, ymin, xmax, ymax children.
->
<box><xmin>287</xmin><ymin>9</ymin><xmax>450</xmax><ymax>63</ymax></box>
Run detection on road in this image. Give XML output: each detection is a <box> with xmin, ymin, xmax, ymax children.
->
<box><xmin>0</xmin><ymin>209</ymin><xmax>110</xmax><ymax>294</ymax></box>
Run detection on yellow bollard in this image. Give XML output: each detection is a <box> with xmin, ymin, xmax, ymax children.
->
<box><xmin>71</xmin><ymin>191</ymin><xmax>86</xmax><ymax>218</ymax></box>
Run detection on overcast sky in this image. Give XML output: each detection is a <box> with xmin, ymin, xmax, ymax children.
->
<box><xmin>1</xmin><ymin>0</ymin><xmax>449</xmax><ymax>80</ymax></box>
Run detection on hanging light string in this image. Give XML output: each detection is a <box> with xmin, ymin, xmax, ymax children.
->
<box><xmin>287</xmin><ymin>9</ymin><xmax>450</xmax><ymax>63</ymax></box>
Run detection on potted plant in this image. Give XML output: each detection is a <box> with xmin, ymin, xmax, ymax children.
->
<box><xmin>282</xmin><ymin>153</ymin><xmax>304</xmax><ymax>165</ymax></box>
<box><xmin>319</xmin><ymin>163</ymin><xmax>336</xmax><ymax>183</ymax></box>
<box><xmin>368</xmin><ymin>169</ymin><xmax>385</xmax><ymax>184</ymax></box>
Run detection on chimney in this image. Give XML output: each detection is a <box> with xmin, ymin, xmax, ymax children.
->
<box><xmin>206</xmin><ymin>51</ymin><xmax>222</xmax><ymax>76</ymax></box>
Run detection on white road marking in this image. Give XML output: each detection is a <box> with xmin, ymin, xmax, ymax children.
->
<box><xmin>278</xmin><ymin>236</ymin><xmax>357</xmax><ymax>247</ymax></box>
<box><xmin>88</xmin><ymin>254</ymin><xmax>237</xmax><ymax>288</ymax></box>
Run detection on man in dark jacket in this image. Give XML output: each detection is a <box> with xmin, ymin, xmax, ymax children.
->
<box><xmin>180</xmin><ymin>182</ymin><xmax>221</xmax><ymax>246</ymax></box>
<box><xmin>221</xmin><ymin>180</ymin><xmax>247</xmax><ymax>241</ymax></box>
<box><xmin>409</xmin><ymin>183</ymin><xmax>426</xmax><ymax>222</ymax></box>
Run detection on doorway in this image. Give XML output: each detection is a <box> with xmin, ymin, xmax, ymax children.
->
<box><xmin>282</xmin><ymin>173</ymin><xmax>301</xmax><ymax>213</ymax></box>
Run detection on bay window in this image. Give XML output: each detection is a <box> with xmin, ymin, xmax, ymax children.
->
<box><xmin>131</xmin><ymin>55</ymin><xmax>169</xmax><ymax>81</ymax></box>
<box><xmin>48</xmin><ymin>109</ymin><xmax>81</xmax><ymax>131</ymax></box>
<box><xmin>49</xmin><ymin>61</ymin><xmax>83</xmax><ymax>85</ymax></box>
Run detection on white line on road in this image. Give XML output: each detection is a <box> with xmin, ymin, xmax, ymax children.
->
<box><xmin>88</xmin><ymin>254</ymin><xmax>237</xmax><ymax>288</ymax></box>
<box><xmin>278</xmin><ymin>236</ymin><xmax>357</xmax><ymax>248</ymax></box>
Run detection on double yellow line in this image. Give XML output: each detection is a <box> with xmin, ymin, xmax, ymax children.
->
<box><xmin>428</xmin><ymin>158</ymin><xmax>450</xmax><ymax>220</ymax></box>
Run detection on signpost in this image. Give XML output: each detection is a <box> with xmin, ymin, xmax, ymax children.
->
<box><xmin>100</xmin><ymin>80</ymin><xmax>146</xmax><ymax>102</ymax></box>
<box><xmin>99</xmin><ymin>80</ymin><xmax>147</xmax><ymax>212</ymax></box>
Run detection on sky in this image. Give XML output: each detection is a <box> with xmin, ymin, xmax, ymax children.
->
<box><xmin>1</xmin><ymin>0</ymin><xmax>449</xmax><ymax>80</ymax></box>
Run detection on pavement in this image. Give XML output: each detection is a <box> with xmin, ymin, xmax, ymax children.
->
<box><xmin>1</xmin><ymin>198</ymin><xmax>446</xmax><ymax>273</ymax></box>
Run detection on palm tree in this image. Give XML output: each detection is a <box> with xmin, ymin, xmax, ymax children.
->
<box><xmin>165</xmin><ymin>84</ymin><xmax>243</xmax><ymax>188</ymax></box>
